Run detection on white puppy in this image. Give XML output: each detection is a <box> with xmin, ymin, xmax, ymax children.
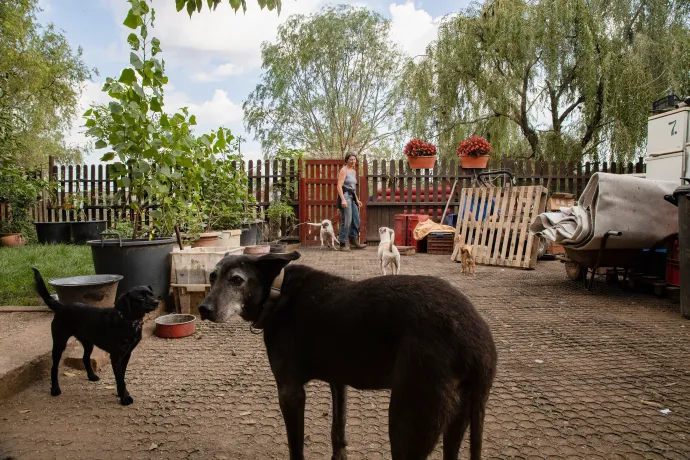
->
<box><xmin>307</xmin><ymin>219</ymin><xmax>338</xmax><ymax>250</ymax></box>
<box><xmin>378</xmin><ymin>227</ymin><xmax>401</xmax><ymax>275</ymax></box>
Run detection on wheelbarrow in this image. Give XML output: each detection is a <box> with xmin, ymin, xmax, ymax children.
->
<box><xmin>562</xmin><ymin>231</ymin><xmax>674</xmax><ymax>290</ymax></box>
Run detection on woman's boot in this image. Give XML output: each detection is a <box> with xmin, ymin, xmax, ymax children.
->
<box><xmin>349</xmin><ymin>235</ymin><xmax>366</xmax><ymax>249</ymax></box>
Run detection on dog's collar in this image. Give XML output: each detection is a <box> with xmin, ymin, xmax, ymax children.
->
<box><xmin>269</xmin><ymin>268</ymin><xmax>285</xmax><ymax>299</ymax></box>
<box><xmin>251</xmin><ymin>268</ymin><xmax>285</xmax><ymax>333</ymax></box>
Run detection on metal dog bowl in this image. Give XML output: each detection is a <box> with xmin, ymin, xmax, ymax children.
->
<box><xmin>49</xmin><ymin>274</ymin><xmax>123</xmax><ymax>307</ymax></box>
<box><xmin>155</xmin><ymin>314</ymin><xmax>196</xmax><ymax>339</ymax></box>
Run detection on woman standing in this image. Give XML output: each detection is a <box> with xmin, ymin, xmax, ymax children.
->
<box><xmin>336</xmin><ymin>152</ymin><xmax>367</xmax><ymax>251</ymax></box>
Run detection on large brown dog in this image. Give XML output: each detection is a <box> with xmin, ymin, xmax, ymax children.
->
<box><xmin>198</xmin><ymin>252</ymin><xmax>497</xmax><ymax>460</ymax></box>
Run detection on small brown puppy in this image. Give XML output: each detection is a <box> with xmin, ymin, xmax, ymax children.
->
<box><xmin>451</xmin><ymin>235</ymin><xmax>476</xmax><ymax>275</ymax></box>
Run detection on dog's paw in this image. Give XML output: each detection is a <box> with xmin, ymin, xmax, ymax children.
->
<box><xmin>50</xmin><ymin>387</ymin><xmax>61</xmax><ymax>397</ymax></box>
<box><xmin>88</xmin><ymin>374</ymin><xmax>100</xmax><ymax>382</ymax></box>
<box><xmin>119</xmin><ymin>395</ymin><xmax>134</xmax><ymax>406</ymax></box>
<box><xmin>331</xmin><ymin>451</ymin><xmax>348</xmax><ymax>460</ymax></box>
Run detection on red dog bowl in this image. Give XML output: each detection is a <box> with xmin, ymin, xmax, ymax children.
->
<box><xmin>155</xmin><ymin>314</ymin><xmax>196</xmax><ymax>338</ymax></box>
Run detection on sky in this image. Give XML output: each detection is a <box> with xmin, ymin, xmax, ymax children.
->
<box><xmin>38</xmin><ymin>0</ymin><xmax>470</xmax><ymax>164</ymax></box>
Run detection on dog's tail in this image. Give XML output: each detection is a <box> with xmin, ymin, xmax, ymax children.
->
<box><xmin>306</xmin><ymin>223</ymin><xmax>323</xmax><ymax>228</ymax></box>
<box><xmin>32</xmin><ymin>268</ymin><xmax>60</xmax><ymax>311</ymax></box>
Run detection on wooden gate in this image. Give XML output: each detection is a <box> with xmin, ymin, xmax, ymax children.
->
<box><xmin>299</xmin><ymin>157</ymin><xmax>368</xmax><ymax>246</ymax></box>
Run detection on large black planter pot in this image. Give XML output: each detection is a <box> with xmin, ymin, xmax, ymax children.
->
<box><xmin>87</xmin><ymin>235</ymin><xmax>175</xmax><ymax>299</ymax></box>
<box><xmin>71</xmin><ymin>220</ymin><xmax>107</xmax><ymax>245</ymax></box>
<box><xmin>34</xmin><ymin>222</ymin><xmax>71</xmax><ymax>244</ymax></box>
<box><xmin>240</xmin><ymin>220</ymin><xmax>264</xmax><ymax>246</ymax></box>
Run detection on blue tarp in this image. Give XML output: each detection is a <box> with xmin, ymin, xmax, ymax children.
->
<box><xmin>458</xmin><ymin>195</ymin><xmax>500</xmax><ymax>222</ymax></box>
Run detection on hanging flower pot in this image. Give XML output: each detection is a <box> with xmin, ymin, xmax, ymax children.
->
<box><xmin>456</xmin><ymin>136</ymin><xmax>492</xmax><ymax>169</ymax></box>
<box><xmin>459</xmin><ymin>154</ymin><xmax>490</xmax><ymax>169</ymax></box>
<box><xmin>404</xmin><ymin>138</ymin><xmax>437</xmax><ymax>170</ymax></box>
<box><xmin>407</xmin><ymin>155</ymin><xmax>437</xmax><ymax>169</ymax></box>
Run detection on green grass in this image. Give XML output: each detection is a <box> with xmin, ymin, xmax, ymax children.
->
<box><xmin>0</xmin><ymin>244</ymin><xmax>95</xmax><ymax>306</ymax></box>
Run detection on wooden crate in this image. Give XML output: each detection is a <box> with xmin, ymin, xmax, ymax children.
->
<box><xmin>427</xmin><ymin>232</ymin><xmax>454</xmax><ymax>255</ymax></box>
<box><xmin>171</xmin><ymin>284</ymin><xmax>209</xmax><ymax>315</ymax></box>
<box><xmin>455</xmin><ymin>186</ymin><xmax>547</xmax><ymax>269</ymax></box>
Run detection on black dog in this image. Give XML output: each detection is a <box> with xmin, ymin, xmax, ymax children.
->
<box><xmin>198</xmin><ymin>252</ymin><xmax>497</xmax><ymax>460</ymax></box>
<box><xmin>32</xmin><ymin>268</ymin><xmax>159</xmax><ymax>405</ymax></box>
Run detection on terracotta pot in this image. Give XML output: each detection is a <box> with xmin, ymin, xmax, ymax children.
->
<box><xmin>0</xmin><ymin>233</ymin><xmax>26</xmax><ymax>247</ymax></box>
<box><xmin>244</xmin><ymin>244</ymin><xmax>271</xmax><ymax>255</ymax></box>
<box><xmin>459</xmin><ymin>154</ymin><xmax>490</xmax><ymax>169</ymax></box>
<box><xmin>191</xmin><ymin>232</ymin><xmax>222</xmax><ymax>248</ymax></box>
<box><xmin>407</xmin><ymin>155</ymin><xmax>437</xmax><ymax>169</ymax></box>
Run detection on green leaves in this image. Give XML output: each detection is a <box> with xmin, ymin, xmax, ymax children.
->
<box><xmin>150</xmin><ymin>97</ymin><xmax>162</xmax><ymax>112</ymax></box>
<box><xmin>83</xmin><ymin>2</ymin><xmax>264</xmax><ymax>239</ymax></box>
<box><xmin>177</xmin><ymin>0</ymin><xmax>280</xmax><ymax>18</ymax></box>
<box><xmin>127</xmin><ymin>33</ymin><xmax>140</xmax><ymax>51</ymax></box>
<box><xmin>130</xmin><ymin>52</ymin><xmax>143</xmax><ymax>70</ymax></box>
<box><xmin>109</xmin><ymin>102</ymin><xmax>124</xmax><ymax>115</ymax></box>
<box><xmin>123</xmin><ymin>10</ymin><xmax>141</xmax><ymax>29</ymax></box>
<box><xmin>119</xmin><ymin>68</ymin><xmax>137</xmax><ymax>85</ymax></box>
<box><xmin>151</xmin><ymin>37</ymin><xmax>161</xmax><ymax>55</ymax></box>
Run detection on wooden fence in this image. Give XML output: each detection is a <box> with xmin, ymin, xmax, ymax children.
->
<box><xmin>363</xmin><ymin>156</ymin><xmax>645</xmax><ymax>242</ymax></box>
<box><xmin>1</xmin><ymin>156</ymin><xmax>645</xmax><ymax>243</ymax></box>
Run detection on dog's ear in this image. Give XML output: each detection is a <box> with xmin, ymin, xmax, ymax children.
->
<box><xmin>114</xmin><ymin>292</ymin><xmax>132</xmax><ymax>316</ymax></box>
<box><xmin>255</xmin><ymin>251</ymin><xmax>301</xmax><ymax>281</ymax></box>
<box><xmin>147</xmin><ymin>285</ymin><xmax>153</xmax><ymax>292</ymax></box>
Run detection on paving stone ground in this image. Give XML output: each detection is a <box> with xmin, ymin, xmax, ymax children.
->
<box><xmin>0</xmin><ymin>248</ymin><xmax>688</xmax><ymax>460</ymax></box>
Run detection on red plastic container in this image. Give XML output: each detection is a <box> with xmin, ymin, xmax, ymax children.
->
<box><xmin>393</xmin><ymin>213</ymin><xmax>431</xmax><ymax>251</ymax></box>
<box><xmin>406</xmin><ymin>214</ymin><xmax>429</xmax><ymax>247</ymax></box>
<box><xmin>666</xmin><ymin>260</ymin><xmax>680</xmax><ymax>287</ymax></box>
<box><xmin>666</xmin><ymin>238</ymin><xmax>680</xmax><ymax>287</ymax></box>
<box><xmin>155</xmin><ymin>314</ymin><xmax>196</xmax><ymax>338</ymax></box>
<box><xmin>394</xmin><ymin>215</ymin><xmax>406</xmax><ymax>246</ymax></box>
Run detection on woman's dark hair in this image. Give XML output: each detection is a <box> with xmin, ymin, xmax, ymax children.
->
<box><xmin>344</xmin><ymin>151</ymin><xmax>357</xmax><ymax>163</ymax></box>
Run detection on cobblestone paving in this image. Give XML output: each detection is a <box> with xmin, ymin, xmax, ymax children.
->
<box><xmin>1</xmin><ymin>249</ymin><xmax>689</xmax><ymax>459</ymax></box>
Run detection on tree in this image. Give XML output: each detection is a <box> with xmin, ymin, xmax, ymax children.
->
<box><xmin>403</xmin><ymin>0</ymin><xmax>690</xmax><ymax>163</ymax></box>
<box><xmin>85</xmin><ymin>0</ymin><xmax>238</xmax><ymax>239</ymax></box>
<box><xmin>244</xmin><ymin>5</ymin><xmax>405</xmax><ymax>158</ymax></box>
<box><xmin>0</xmin><ymin>0</ymin><xmax>92</xmax><ymax>169</ymax></box>
<box><xmin>176</xmin><ymin>0</ymin><xmax>282</xmax><ymax>17</ymax></box>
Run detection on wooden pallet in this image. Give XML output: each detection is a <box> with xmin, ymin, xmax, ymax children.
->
<box><xmin>454</xmin><ymin>185</ymin><xmax>547</xmax><ymax>269</ymax></box>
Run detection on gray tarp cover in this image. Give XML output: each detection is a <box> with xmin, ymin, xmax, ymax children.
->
<box><xmin>529</xmin><ymin>173</ymin><xmax>678</xmax><ymax>250</ymax></box>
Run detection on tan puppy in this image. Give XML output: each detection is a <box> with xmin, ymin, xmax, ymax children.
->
<box><xmin>451</xmin><ymin>235</ymin><xmax>475</xmax><ymax>275</ymax></box>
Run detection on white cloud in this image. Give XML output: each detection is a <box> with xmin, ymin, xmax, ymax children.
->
<box><xmin>71</xmin><ymin>0</ymin><xmax>441</xmax><ymax>164</ymax></box>
<box><xmin>191</xmin><ymin>63</ymin><xmax>247</xmax><ymax>81</ymax></box>
<box><xmin>388</xmin><ymin>1</ymin><xmax>439</xmax><ymax>57</ymax></box>
<box><xmin>148</xmin><ymin>0</ymin><xmax>326</xmax><ymax>73</ymax></box>
<box><xmin>65</xmin><ymin>81</ymin><xmax>111</xmax><ymax>163</ymax></box>
<box><xmin>163</xmin><ymin>86</ymin><xmax>243</xmax><ymax>127</ymax></box>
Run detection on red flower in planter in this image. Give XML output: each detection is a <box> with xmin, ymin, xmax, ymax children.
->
<box><xmin>404</xmin><ymin>138</ymin><xmax>437</xmax><ymax>157</ymax></box>
<box><xmin>456</xmin><ymin>136</ymin><xmax>492</xmax><ymax>157</ymax></box>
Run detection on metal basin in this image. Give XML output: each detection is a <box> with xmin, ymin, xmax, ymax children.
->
<box><xmin>49</xmin><ymin>274</ymin><xmax>123</xmax><ymax>307</ymax></box>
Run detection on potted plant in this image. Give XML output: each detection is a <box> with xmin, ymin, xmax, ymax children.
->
<box><xmin>196</xmin><ymin>142</ymin><xmax>253</xmax><ymax>248</ymax></box>
<box><xmin>263</xmin><ymin>197</ymin><xmax>296</xmax><ymax>254</ymax></box>
<box><xmin>83</xmin><ymin>3</ymin><xmax>206</xmax><ymax>299</ymax></box>
<box><xmin>64</xmin><ymin>188</ymin><xmax>107</xmax><ymax>245</ymax></box>
<box><xmin>456</xmin><ymin>136</ymin><xmax>492</xmax><ymax>169</ymax></box>
<box><xmin>0</xmin><ymin>166</ymin><xmax>45</xmax><ymax>247</ymax></box>
<box><xmin>35</xmin><ymin>180</ymin><xmax>72</xmax><ymax>244</ymax></box>
<box><xmin>404</xmin><ymin>138</ymin><xmax>437</xmax><ymax>169</ymax></box>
